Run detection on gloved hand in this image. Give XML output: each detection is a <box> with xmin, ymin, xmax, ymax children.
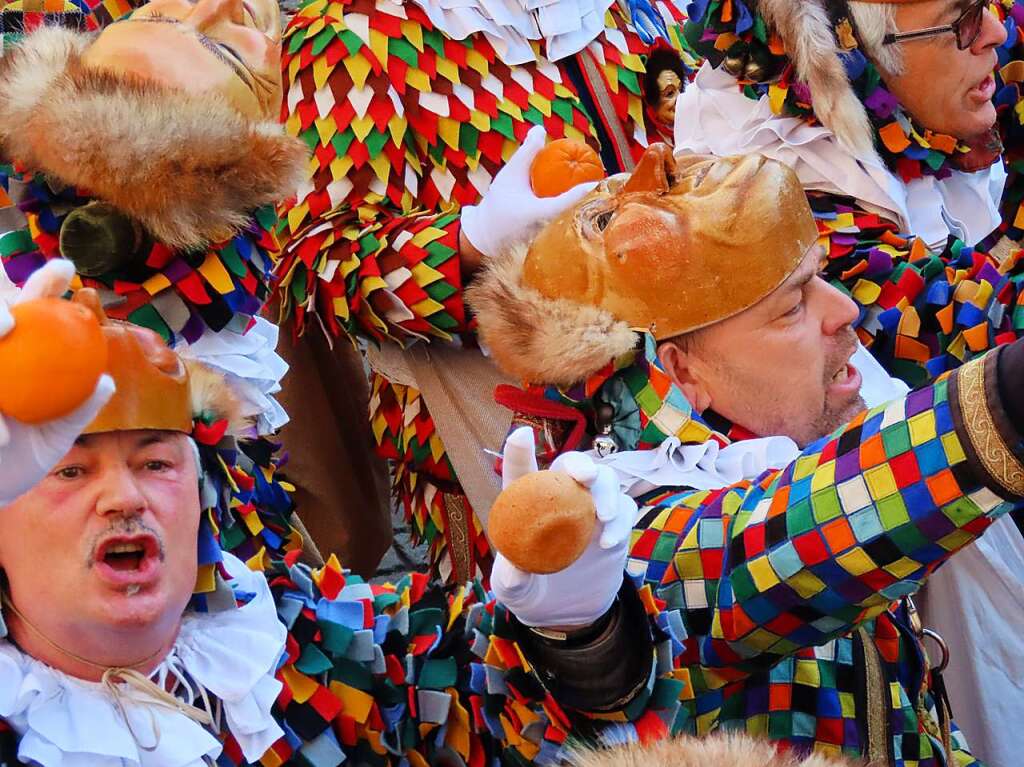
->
<box><xmin>0</xmin><ymin>260</ymin><xmax>115</xmax><ymax>506</ymax></box>
<box><xmin>460</xmin><ymin>126</ymin><xmax>599</xmax><ymax>260</ymax></box>
<box><xmin>491</xmin><ymin>427</ymin><xmax>637</xmax><ymax>628</ymax></box>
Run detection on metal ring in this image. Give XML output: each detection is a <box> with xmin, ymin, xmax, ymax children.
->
<box><xmin>922</xmin><ymin>628</ymin><xmax>950</xmax><ymax>673</ymax></box>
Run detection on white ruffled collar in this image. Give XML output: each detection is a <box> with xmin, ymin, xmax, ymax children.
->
<box><xmin>0</xmin><ymin>553</ymin><xmax>285</xmax><ymax>767</ymax></box>
<box><xmin>175</xmin><ymin>316</ymin><xmax>290</xmax><ymax>435</ymax></box>
<box><xmin>674</xmin><ymin>63</ymin><xmax>1006</xmax><ymax>250</ymax></box>
<box><xmin>409</xmin><ymin>0</ymin><xmax>616</xmax><ymax>64</ymax></box>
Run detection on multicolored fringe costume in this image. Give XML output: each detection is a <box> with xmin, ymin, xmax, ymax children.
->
<box><xmin>274</xmin><ymin>0</ymin><xmax>694</xmax><ymax>583</ymax></box>
<box><xmin>991</xmin><ymin>0</ymin><xmax>1024</xmax><ymax>250</ymax></box>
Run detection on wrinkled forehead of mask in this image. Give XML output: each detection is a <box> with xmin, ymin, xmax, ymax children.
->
<box><xmin>522</xmin><ymin>146</ymin><xmax>820</xmax><ymax>339</ymax></box>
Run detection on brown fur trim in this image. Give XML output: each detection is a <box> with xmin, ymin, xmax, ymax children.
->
<box><xmin>0</xmin><ymin>27</ymin><xmax>308</xmax><ymax>250</ymax></box>
<box><xmin>465</xmin><ymin>243</ymin><xmax>638</xmax><ymax>386</ymax></box>
<box><xmin>570</xmin><ymin>733</ymin><xmax>863</xmax><ymax>767</ymax></box>
<box><xmin>184</xmin><ymin>359</ymin><xmax>252</xmax><ymax>436</ymax></box>
<box><xmin>758</xmin><ymin>0</ymin><xmax>875</xmax><ymax>157</ymax></box>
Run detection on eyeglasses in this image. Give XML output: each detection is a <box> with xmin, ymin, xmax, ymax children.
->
<box><xmin>882</xmin><ymin>0</ymin><xmax>989</xmax><ymax>50</ymax></box>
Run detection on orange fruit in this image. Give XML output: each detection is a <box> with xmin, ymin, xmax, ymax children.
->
<box><xmin>529</xmin><ymin>138</ymin><xmax>605</xmax><ymax>198</ymax></box>
<box><xmin>0</xmin><ymin>298</ymin><xmax>108</xmax><ymax>424</ymax></box>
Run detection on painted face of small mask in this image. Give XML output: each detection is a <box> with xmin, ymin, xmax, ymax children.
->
<box><xmin>80</xmin><ymin>0</ymin><xmax>282</xmax><ymax>120</ymax></box>
<box><xmin>654</xmin><ymin>69</ymin><xmax>682</xmax><ymax>127</ymax></box>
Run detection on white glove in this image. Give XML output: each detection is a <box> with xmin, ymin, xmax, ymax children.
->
<box><xmin>0</xmin><ymin>260</ymin><xmax>115</xmax><ymax>506</ymax></box>
<box><xmin>460</xmin><ymin>126</ymin><xmax>599</xmax><ymax>259</ymax></box>
<box><xmin>491</xmin><ymin>427</ymin><xmax>637</xmax><ymax>628</ymax></box>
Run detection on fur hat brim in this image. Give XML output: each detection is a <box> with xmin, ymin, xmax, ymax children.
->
<box><xmin>465</xmin><ymin>243</ymin><xmax>639</xmax><ymax>386</ymax></box>
<box><xmin>0</xmin><ymin>27</ymin><xmax>308</xmax><ymax>250</ymax></box>
<box><xmin>757</xmin><ymin>0</ymin><xmax>874</xmax><ymax>157</ymax></box>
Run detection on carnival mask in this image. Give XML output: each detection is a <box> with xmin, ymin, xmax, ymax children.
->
<box><xmin>654</xmin><ymin>69</ymin><xmax>682</xmax><ymax>126</ymax></box>
<box><xmin>73</xmin><ymin>290</ymin><xmax>193</xmax><ymax>436</ymax></box>
<box><xmin>80</xmin><ymin>0</ymin><xmax>282</xmax><ymax>120</ymax></box>
<box><xmin>522</xmin><ymin>144</ymin><xmax>819</xmax><ymax>340</ymax></box>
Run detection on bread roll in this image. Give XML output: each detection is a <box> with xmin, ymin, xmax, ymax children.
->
<box><xmin>488</xmin><ymin>471</ymin><xmax>596</xmax><ymax>574</ymax></box>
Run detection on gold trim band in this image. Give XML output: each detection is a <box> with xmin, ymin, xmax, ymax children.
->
<box><xmin>956</xmin><ymin>356</ymin><xmax>1024</xmax><ymax>497</ymax></box>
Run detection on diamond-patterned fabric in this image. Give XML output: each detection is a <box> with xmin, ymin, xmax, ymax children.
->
<box><xmin>0</xmin><ymin>167</ymin><xmax>283</xmax><ymax>345</ymax></box>
<box><xmin>273</xmin><ymin>0</ymin><xmax>693</xmax><ymax>583</ymax></box>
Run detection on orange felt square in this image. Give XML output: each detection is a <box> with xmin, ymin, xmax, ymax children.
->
<box><xmin>926</xmin><ymin>469</ymin><xmax>961</xmax><ymax>506</ymax></box>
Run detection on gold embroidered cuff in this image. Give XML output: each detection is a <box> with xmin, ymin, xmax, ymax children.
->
<box><xmin>951</xmin><ymin>352</ymin><xmax>1024</xmax><ymax>499</ymax></box>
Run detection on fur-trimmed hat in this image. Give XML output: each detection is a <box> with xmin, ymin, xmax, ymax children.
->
<box><xmin>754</xmin><ymin>0</ymin><xmax>875</xmax><ymax>156</ymax></box>
<box><xmin>0</xmin><ymin>26</ymin><xmax>307</xmax><ymax>251</ymax></box>
<box><xmin>467</xmin><ymin>148</ymin><xmax>818</xmax><ymax>387</ymax></box>
<box><xmin>687</xmin><ymin>0</ymin><xmax>934</xmax><ymax>158</ymax></box>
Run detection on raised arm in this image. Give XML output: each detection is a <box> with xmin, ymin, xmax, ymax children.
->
<box><xmin>274</xmin><ymin>0</ymin><xmax>600</xmax><ymax>345</ymax></box>
<box><xmin>629</xmin><ymin>342</ymin><xmax>1023</xmax><ymax>679</ymax></box>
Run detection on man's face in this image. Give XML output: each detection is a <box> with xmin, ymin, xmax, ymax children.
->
<box><xmin>659</xmin><ymin>246</ymin><xmax>865</xmax><ymax>447</ymax></box>
<box><xmin>80</xmin><ymin>0</ymin><xmax>282</xmax><ymax>119</ymax></box>
<box><xmin>0</xmin><ymin>431</ymin><xmax>200</xmax><ymax>639</ymax></box>
<box><xmin>879</xmin><ymin>0</ymin><xmax>1006</xmax><ymax>139</ymax></box>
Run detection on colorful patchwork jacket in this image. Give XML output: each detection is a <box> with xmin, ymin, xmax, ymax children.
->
<box><xmin>273</xmin><ymin>0</ymin><xmax>694</xmax><ymax>582</ymax></box>
<box><xmin>255</xmin><ymin>345</ymin><xmax>1024</xmax><ymax>766</ymax></box>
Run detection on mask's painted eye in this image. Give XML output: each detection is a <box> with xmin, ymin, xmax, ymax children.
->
<box><xmin>580</xmin><ymin>199</ymin><xmax>617</xmax><ymax>239</ymax></box>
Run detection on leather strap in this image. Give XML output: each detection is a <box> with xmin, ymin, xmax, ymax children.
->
<box><xmin>856</xmin><ymin>626</ymin><xmax>892</xmax><ymax>765</ymax></box>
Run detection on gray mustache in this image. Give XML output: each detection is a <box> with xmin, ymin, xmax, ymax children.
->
<box><xmin>86</xmin><ymin>516</ymin><xmax>167</xmax><ymax>568</ymax></box>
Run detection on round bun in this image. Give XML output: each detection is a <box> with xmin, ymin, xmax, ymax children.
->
<box><xmin>488</xmin><ymin>471</ymin><xmax>596</xmax><ymax>574</ymax></box>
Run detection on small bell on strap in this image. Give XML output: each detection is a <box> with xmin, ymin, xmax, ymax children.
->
<box><xmin>592</xmin><ymin>403</ymin><xmax>620</xmax><ymax>458</ymax></box>
<box><xmin>59</xmin><ymin>201</ymin><xmax>148</xmax><ymax>277</ymax></box>
<box><xmin>722</xmin><ymin>42</ymin><xmax>748</xmax><ymax>78</ymax></box>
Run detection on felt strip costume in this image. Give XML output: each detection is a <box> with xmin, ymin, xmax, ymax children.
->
<box><xmin>460</xmin><ymin>148</ymin><xmax>1024</xmax><ymax>763</ymax></box>
<box><xmin>222</xmin><ymin>349</ymin><xmax>1024</xmax><ymax>766</ymax></box>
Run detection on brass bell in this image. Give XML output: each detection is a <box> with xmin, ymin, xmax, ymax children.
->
<box><xmin>722</xmin><ymin>52</ymin><xmax>747</xmax><ymax>77</ymax></box>
<box><xmin>743</xmin><ymin>57</ymin><xmax>767</xmax><ymax>82</ymax></box>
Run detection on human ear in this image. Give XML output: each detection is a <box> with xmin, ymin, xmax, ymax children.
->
<box><xmin>656</xmin><ymin>340</ymin><xmax>712</xmax><ymax>413</ymax></box>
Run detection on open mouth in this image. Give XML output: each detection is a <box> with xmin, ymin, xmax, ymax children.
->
<box><xmin>969</xmin><ymin>74</ymin><xmax>996</xmax><ymax>102</ymax></box>
<box><xmin>94</xmin><ymin>535</ymin><xmax>161</xmax><ymax>585</ymax></box>
<box><xmin>830</xmin><ymin>364</ymin><xmax>852</xmax><ymax>385</ymax></box>
<box><xmin>103</xmin><ymin>542</ymin><xmax>147</xmax><ymax>571</ymax></box>
<box><xmin>827</xmin><ymin>359</ymin><xmax>862</xmax><ymax>398</ymax></box>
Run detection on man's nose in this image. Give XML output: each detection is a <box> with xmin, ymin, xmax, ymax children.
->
<box><xmin>182</xmin><ymin>0</ymin><xmax>246</xmax><ymax>31</ymax></box>
<box><xmin>815</xmin><ymin>276</ymin><xmax>859</xmax><ymax>336</ymax></box>
<box><xmin>972</xmin><ymin>4</ymin><xmax>1007</xmax><ymax>52</ymax></box>
<box><xmin>94</xmin><ymin>466</ymin><xmax>147</xmax><ymax>518</ymax></box>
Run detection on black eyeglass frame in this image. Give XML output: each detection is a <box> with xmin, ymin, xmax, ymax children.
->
<box><xmin>881</xmin><ymin>0</ymin><xmax>989</xmax><ymax>50</ymax></box>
